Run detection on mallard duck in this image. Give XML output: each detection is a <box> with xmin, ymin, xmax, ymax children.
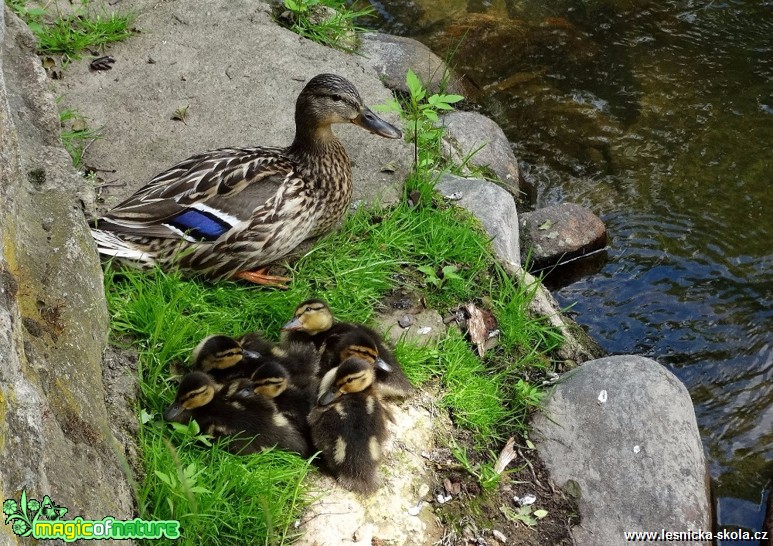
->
<box><xmin>308</xmin><ymin>357</ymin><xmax>391</xmax><ymax>494</ymax></box>
<box><xmin>282</xmin><ymin>299</ymin><xmax>413</xmax><ymax>398</ymax></box>
<box><xmin>191</xmin><ymin>334</ymin><xmax>264</xmax><ymax>382</ymax></box>
<box><xmin>90</xmin><ymin>74</ymin><xmax>402</xmax><ymax>285</ymax></box>
<box><xmin>163</xmin><ymin>371</ymin><xmax>309</xmax><ymax>456</ymax></box>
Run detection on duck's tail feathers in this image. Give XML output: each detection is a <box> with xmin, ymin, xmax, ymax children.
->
<box><xmin>91</xmin><ymin>228</ymin><xmax>157</xmax><ymax>267</ymax></box>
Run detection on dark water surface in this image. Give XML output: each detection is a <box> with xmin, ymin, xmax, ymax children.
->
<box><xmin>367</xmin><ymin>0</ymin><xmax>773</xmax><ymax>540</ymax></box>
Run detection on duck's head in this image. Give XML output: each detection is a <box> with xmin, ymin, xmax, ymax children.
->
<box><xmin>250</xmin><ymin>361</ymin><xmax>290</xmax><ymax>399</ymax></box>
<box><xmin>192</xmin><ymin>335</ymin><xmax>263</xmax><ymax>370</ymax></box>
<box><xmin>282</xmin><ymin>299</ymin><xmax>334</xmax><ymax>334</ymax></box>
<box><xmin>236</xmin><ymin>333</ymin><xmax>273</xmax><ymax>361</ymax></box>
<box><xmin>317</xmin><ymin>357</ymin><xmax>375</xmax><ymax>406</ymax></box>
<box><xmin>163</xmin><ymin>372</ymin><xmax>216</xmax><ymax>422</ymax></box>
<box><xmin>295</xmin><ymin>74</ymin><xmax>402</xmax><ymax>140</ymax></box>
<box><xmin>225</xmin><ymin>377</ymin><xmax>260</xmax><ymax>400</ymax></box>
<box><xmin>335</xmin><ymin>330</ymin><xmax>392</xmax><ymax>373</ymax></box>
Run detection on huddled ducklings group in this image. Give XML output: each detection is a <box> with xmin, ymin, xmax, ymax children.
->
<box><xmin>163</xmin><ymin>299</ymin><xmax>413</xmax><ymax>494</ymax></box>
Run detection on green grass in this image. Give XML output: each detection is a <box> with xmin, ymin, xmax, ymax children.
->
<box><xmin>101</xmin><ymin>71</ymin><xmax>565</xmax><ymax>544</ymax></box>
<box><xmin>8</xmin><ymin>0</ymin><xmax>134</xmax><ymax>59</ymax></box>
<box><xmin>104</xmin><ymin>180</ymin><xmax>562</xmax><ymax>544</ymax></box>
<box><xmin>59</xmin><ymin>107</ymin><xmax>101</xmax><ymax>167</ymax></box>
<box><xmin>139</xmin><ymin>420</ymin><xmax>311</xmax><ymax>546</ymax></box>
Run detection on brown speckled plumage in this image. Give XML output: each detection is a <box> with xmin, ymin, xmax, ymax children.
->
<box><xmin>91</xmin><ymin>74</ymin><xmax>401</xmax><ymax>281</ymax></box>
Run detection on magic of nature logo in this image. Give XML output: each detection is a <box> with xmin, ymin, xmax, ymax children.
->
<box><xmin>3</xmin><ymin>490</ymin><xmax>180</xmax><ymax>542</ymax></box>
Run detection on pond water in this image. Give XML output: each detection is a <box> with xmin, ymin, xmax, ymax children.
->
<box><xmin>367</xmin><ymin>0</ymin><xmax>773</xmax><ymax>541</ymax></box>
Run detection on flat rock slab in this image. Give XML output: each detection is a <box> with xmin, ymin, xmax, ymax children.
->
<box><xmin>519</xmin><ymin>202</ymin><xmax>606</xmax><ymax>270</ymax></box>
<box><xmin>532</xmin><ymin>356</ymin><xmax>711</xmax><ymax>546</ymax></box>
<box><xmin>53</xmin><ymin>0</ymin><xmax>412</xmax><ymax>212</ymax></box>
<box><xmin>436</xmin><ymin>173</ymin><xmax>520</xmax><ymax>266</ymax></box>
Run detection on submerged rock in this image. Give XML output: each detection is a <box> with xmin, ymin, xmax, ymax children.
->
<box><xmin>532</xmin><ymin>356</ymin><xmax>712</xmax><ymax>546</ymax></box>
<box><xmin>359</xmin><ymin>32</ymin><xmax>469</xmax><ymax>96</ymax></box>
<box><xmin>519</xmin><ymin>202</ymin><xmax>607</xmax><ymax>272</ymax></box>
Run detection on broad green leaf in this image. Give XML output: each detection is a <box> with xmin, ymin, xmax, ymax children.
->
<box><xmin>422</xmin><ymin>109</ymin><xmax>439</xmax><ymax>122</ymax></box>
<box><xmin>406</xmin><ymin>70</ymin><xmax>422</xmax><ymax>97</ymax></box>
<box><xmin>439</xmin><ymin>94</ymin><xmax>464</xmax><ymax>103</ymax></box>
<box><xmin>154</xmin><ymin>470</ymin><xmax>174</xmax><ymax>487</ymax></box>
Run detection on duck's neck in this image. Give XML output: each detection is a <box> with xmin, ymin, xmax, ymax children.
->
<box><xmin>286</xmin><ymin>121</ymin><xmax>353</xmax><ymax>237</ymax></box>
<box><xmin>286</xmin><ymin>123</ymin><xmax>351</xmax><ymax>188</ymax></box>
<box><xmin>287</xmin><ymin>123</ymin><xmax>339</xmax><ymax>160</ymax></box>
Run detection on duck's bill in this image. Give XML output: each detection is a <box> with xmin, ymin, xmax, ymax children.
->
<box><xmin>281</xmin><ymin>317</ymin><xmax>302</xmax><ymax>331</ymax></box>
<box><xmin>242</xmin><ymin>349</ymin><xmax>262</xmax><ymax>360</ymax></box>
<box><xmin>318</xmin><ymin>388</ymin><xmax>338</xmax><ymax>406</ymax></box>
<box><xmin>234</xmin><ymin>386</ymin><xmax>255</xmax><ymax>399</ymax></box>
<box><xmin>375</xmin><ymin>357</ymin><xmax>393</xmax><ymax>373</ymax></box>
<box><xmin>353</xmin><ymin>107</ymin><xmax>402</xmax><ymax>139</ymax></box>
<box><xmin>163</xmin><ymin>403</ymin><xmax>185</xmax><ymax>422</ymax></box>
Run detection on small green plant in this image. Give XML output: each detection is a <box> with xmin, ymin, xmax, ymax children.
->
<box><xmin>374</xmin><ymin>69</ymin><xmax>463</xmax><ymax>171</ymax></box>
<box><xmin>449</xmin><ymin>438</ymin><xmax>502</xmax><ymax>492</ymax></box>
<box><xmin>499</xmin><ymin>503</ymin><xmax>549</xmax><ymax>527</ymax></box>
<box><xmin>7</xmin><ymin>0</ymin><xmax>47</xmax><ymax>35</ymax></box>
<box><xmin>280</xmin><ymin>0</ymin><xmax>372</xmax><ymax>53</ymax></box>
<box><xmin>59</xmin><ymin>107</ymin><xmax>101</xmax><ymax>168</ymax></box>
<box><xmin>417</xmin><ymin>264</ymin><xmax>463</xmax><ymax>290</ymax></box>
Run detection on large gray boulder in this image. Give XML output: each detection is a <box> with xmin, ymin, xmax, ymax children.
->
<box><xmin>0</xmin><ymin>6</ymin><xmax>134</xmax><ymax>544</ymax></box>
<box><xmin>440</xmin><ymin>110</ymin><xmax>527</xmax><ymax>200</ymax></box>
<box><xmin>52</xmin><ymin>0</ymin><xmax>412</xmax><ymax>212</ymax></box>
<box><xmin>532</xmin><ymin>356</ymin><xmax>712</xmax><ymax>546</ymax></box>
<box><xmin>436</xmin><ymin>173</ymin><xmax>520</xmax><ymax>265</ymax></box>
<box><xmin>358</xmin><ymin>32</ymin><xmax>468</xmax><ymax>96</ymax></box>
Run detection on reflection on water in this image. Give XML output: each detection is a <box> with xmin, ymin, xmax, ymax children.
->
<box><xmin>368</xmin><ymin>0</ymin><xmax>773</xmax><ymax>539</ymax></box>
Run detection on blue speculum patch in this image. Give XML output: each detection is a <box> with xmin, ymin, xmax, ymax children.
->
<box><xmin>168</xmin><ymin>209</ymin><xmax>232</xmax><ymax>240</ymax></box>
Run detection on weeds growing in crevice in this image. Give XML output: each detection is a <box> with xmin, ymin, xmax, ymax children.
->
<box><xmin>8</xmin><ymin>0</ymin><xmax>134</xmax><ymax>60</ymax></box>
<box><xmin>277</xmin><ymin>0</ymin><xmax>372</xmax><ymax>53</ymax></box>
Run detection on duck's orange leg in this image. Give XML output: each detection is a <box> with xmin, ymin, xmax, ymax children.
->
<box><xmin>235</xmin><ymin>267</ymin><xmax>291</xmax><ymax>288</ymax></box>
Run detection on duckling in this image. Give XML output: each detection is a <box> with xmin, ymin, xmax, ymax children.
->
<box><xmin>250</xmin><ymin>359</ymin><xmax>317</xmax><ymax>443</ymax></box>
<box><xmin>163</xmin><ymin>371</ymin><xmax>309</xmax><ymax>456</ymax></box>
<box><xmin>191</xmin><ymin>334</ymin><xmax>264</xmax><ymax>382</ymax></box>
<box><xmin>283</xmin><ymin>299</ymin><xmax>412</xmax><ymax>398</ymax></box>
<box><xmin>281</xmin><ymin>299</ymin><xmax>335</xmax><ymax>348</ymax></box>
<box><xmin>308</xmin><ymin>357</ymin><xmax>391</xmax><ymax>494</ymax></box>
<box><xmin>321</xmin><ymin>330</ymin><xmax>413</xmax><ymax>399</ymax></box>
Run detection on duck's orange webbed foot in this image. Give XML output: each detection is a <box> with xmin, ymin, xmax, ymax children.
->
<box><xmin>235</xmin><ymin>268</ymin><xmax>291</xmax><ymax>288</ymax></box>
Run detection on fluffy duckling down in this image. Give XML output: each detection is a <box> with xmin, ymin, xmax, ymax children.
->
<box><xmin>308</xmin><ymin>357</ymin><xmax>392</xmax><ymax>495</ymax></box>
<box><xmin>282</xmin><ymin>298</ymin><xmax>413</xmax><ymax>399</ymax></box>
<box><xmin>191</xmin><ymin>334</ymin><xmax>264</xmax><ymax>382</ymax></box>
<box><xmin>250</xmin><ymin>358</ymin><xmax>317</xmax><ymax>444</ymax></box>
<box><xmin>164</xmin><ymin>371</ymin><xmax>309</xmax><ymax>456</ymax></box>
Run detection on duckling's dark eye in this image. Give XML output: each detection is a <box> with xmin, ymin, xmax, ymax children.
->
<box><xmin>305</xmin><ymin>306</ymin><xmax>313</xmax><ymax>312</ymax></box>
<box><xmin>331</xmin><ymin>94</ymin><xmax>343</xmax><ymax>102</ymax></box>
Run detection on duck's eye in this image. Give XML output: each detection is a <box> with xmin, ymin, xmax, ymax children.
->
<box><xmin>331</xmin><ymin>94</ymin><xmax>343</xmax><ymax>102</ymax></box>
<box><xmin>305</xmin><ymin>306</ymin><xmax>313</xmax><ymax>312</ymax></box>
